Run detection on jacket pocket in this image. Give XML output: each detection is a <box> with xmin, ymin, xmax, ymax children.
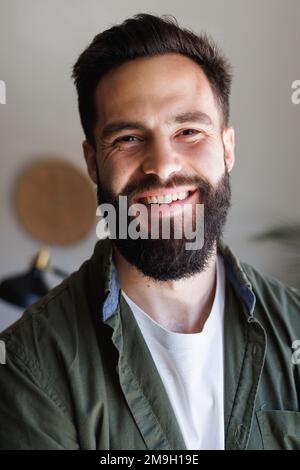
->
<box><xmin>256</xmin><ymin>410</ymin><xmax>300</xmax><ymax>449</ymax></box>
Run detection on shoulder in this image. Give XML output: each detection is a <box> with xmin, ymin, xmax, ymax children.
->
<box><xmin>241</xmin><ymin>260</ymin><xmax>300</xmax><ymax>306</ymax></box>
<box><xmin>0</xmin><ymin>239</ymin><xmax>111</xmax><ymax>359</ymax></box>
<box><xmin>0</xmin><ymin>247</ymin><xmax>101</xmax><ymax>382</ymax></box>
<box><xmin>240</xmin><ymin>261</ymin><xmax>300</xmax><ymax>336</ymax></box>
<box><xmin>0</xmin><ymin>271</ymin><xmax>79</xmax><ymax>373</ymax></box>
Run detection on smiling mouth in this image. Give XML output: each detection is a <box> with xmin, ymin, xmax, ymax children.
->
<box><xmin>135</xmin><ymin>189</ymin><xmax>198</xmax><ymax>207</ymax></box>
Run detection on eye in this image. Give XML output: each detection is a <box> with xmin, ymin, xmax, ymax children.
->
<box><xmin>180</xmin><ymin>129</ymin><xmax>199</xmax><ymax>136</ymax></box>
<box><xmin>113</xmin><ymin>135</ymin><xmax>142</xmax><ymax>145</ymax></box>
<box><xmin>176</xmin><ymin>129</ymin><xmax>206</xmax><ymax>142</ymax></box>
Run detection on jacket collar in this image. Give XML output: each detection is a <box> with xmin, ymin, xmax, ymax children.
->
<box><xmin>97</xmin><ymin>238</ymin><xmax>257</xmax><ymax>322</ymax></box>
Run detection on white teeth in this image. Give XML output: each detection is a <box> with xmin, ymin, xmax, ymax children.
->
<box><xmin>163</xmin><ymin>194</ymin><xmax>173</xmax><ymax>203</ymax></box>
<box><xmin>144</xmin><ymin>190</ymin><xmax>190</xmax><ymax>204</ymax></box>
<box><xmin>146</xmin><ymin>196</ymin><xmax>157</xmax><ymax>204</ymax></box>
<box><xmin>177</xmin><ymin>191</ymin><xmax>187</xmax><ymax>200</ymax></box>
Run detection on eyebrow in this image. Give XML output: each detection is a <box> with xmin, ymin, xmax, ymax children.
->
<box><xmin>100</xmin><ymin>110</ymin><xmax>213</xmax><ymax>141</ymax></box>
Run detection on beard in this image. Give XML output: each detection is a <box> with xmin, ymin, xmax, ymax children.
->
<box><xmin>96</xmin><ymin>164</ymin><xmax>231</xmax><ymax>282</ymax></box>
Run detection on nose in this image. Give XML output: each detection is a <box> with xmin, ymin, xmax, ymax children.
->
<box><xmin>141</xmin><ymin>137</ymin><xmax>182</xmax><ymax>180</ymax></box>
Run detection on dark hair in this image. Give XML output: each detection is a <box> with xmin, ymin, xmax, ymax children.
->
<box><xmin>72</xmin><ymin>13</ymin><xmax>232</xmax><ymax>147</ymax></box>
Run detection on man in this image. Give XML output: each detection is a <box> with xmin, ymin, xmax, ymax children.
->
<box><xmin>0</xmin><ymin>13</ymin><xmax>299</xmax><ymax>450</ymax></box>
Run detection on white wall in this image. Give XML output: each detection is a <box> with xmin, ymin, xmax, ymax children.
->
<box><xmin>0</xmin><ymin>0</ymin><xmax>300</xmax><ymax>329</ymax></box>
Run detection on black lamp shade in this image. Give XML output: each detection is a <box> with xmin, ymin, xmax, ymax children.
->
<box><xmin>0</xmin><ymin>267</ymin><xmax>49</xmax><ymax>309</ymax></box>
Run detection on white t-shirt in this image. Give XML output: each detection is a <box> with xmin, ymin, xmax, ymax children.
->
<box><xmin>121</xmin><ymin>254</ymin><xmax>226</xmax><ymax>450</ymax></box>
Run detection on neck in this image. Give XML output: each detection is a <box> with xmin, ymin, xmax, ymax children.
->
<box><xmin>113</xmin><ymin>244</ymin><xmax>218</xmax><ymax>334</ymax></box>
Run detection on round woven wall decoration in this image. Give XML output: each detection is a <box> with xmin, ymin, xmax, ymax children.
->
<box><xmin>15</xmin><ymin>158</ymin><xmax>97</xmax><ymax>246</ymax></box>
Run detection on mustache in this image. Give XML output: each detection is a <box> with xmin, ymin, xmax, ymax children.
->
<box><xmin>120</xmin><ymin>174</ymin><xmax>212</xmax><ymax>202</ymax></box>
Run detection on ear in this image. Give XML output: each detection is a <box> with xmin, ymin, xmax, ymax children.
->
<box><xmin>222</xmin><ymin>126</ymin><xmax>235</xmax><ymax>173</ymax></box>
<box><xmin>83</xmin><ymin>140</ymin><xmax>98</xmax><ymax>184</ymax></box>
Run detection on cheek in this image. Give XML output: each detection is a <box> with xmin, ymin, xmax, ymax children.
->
<box><xmin>98</xmin><ymin>156</ymin><xmax>132</xmax><ymax>194</ymax></box>
<box><xmin>188</xmin><ymin>140</ymin><xmax>225</xmax><ymax>183</ymax></box>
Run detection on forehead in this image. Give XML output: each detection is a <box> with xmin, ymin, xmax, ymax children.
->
<box><xmin>95</xmin><ymin>53</ymin><xmax>220</xmax><ymax>128</ymax></box>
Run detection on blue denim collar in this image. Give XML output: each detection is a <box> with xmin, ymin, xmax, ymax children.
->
<box><xmin>102</xmin><ymin>239</ymin><xmax>256</xmax><ymax>321</ymax></box>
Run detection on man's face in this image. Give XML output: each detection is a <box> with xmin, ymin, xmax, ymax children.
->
<box><xmin>84</xmin><ymin>53</ymin><xmax>235</xmax><ymax>281</ymax></box>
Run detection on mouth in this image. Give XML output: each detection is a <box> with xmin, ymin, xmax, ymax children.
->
<box><xmin>133</xmin><ymin>188</ymin><xmax>199</xmax><ymax>208</ymax></box>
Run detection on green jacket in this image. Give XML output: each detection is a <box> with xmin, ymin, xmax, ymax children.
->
<box><xmin>0</xmin><ymin>239</ymin><xmax>300</xmax><ymax>450</ymax></box>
